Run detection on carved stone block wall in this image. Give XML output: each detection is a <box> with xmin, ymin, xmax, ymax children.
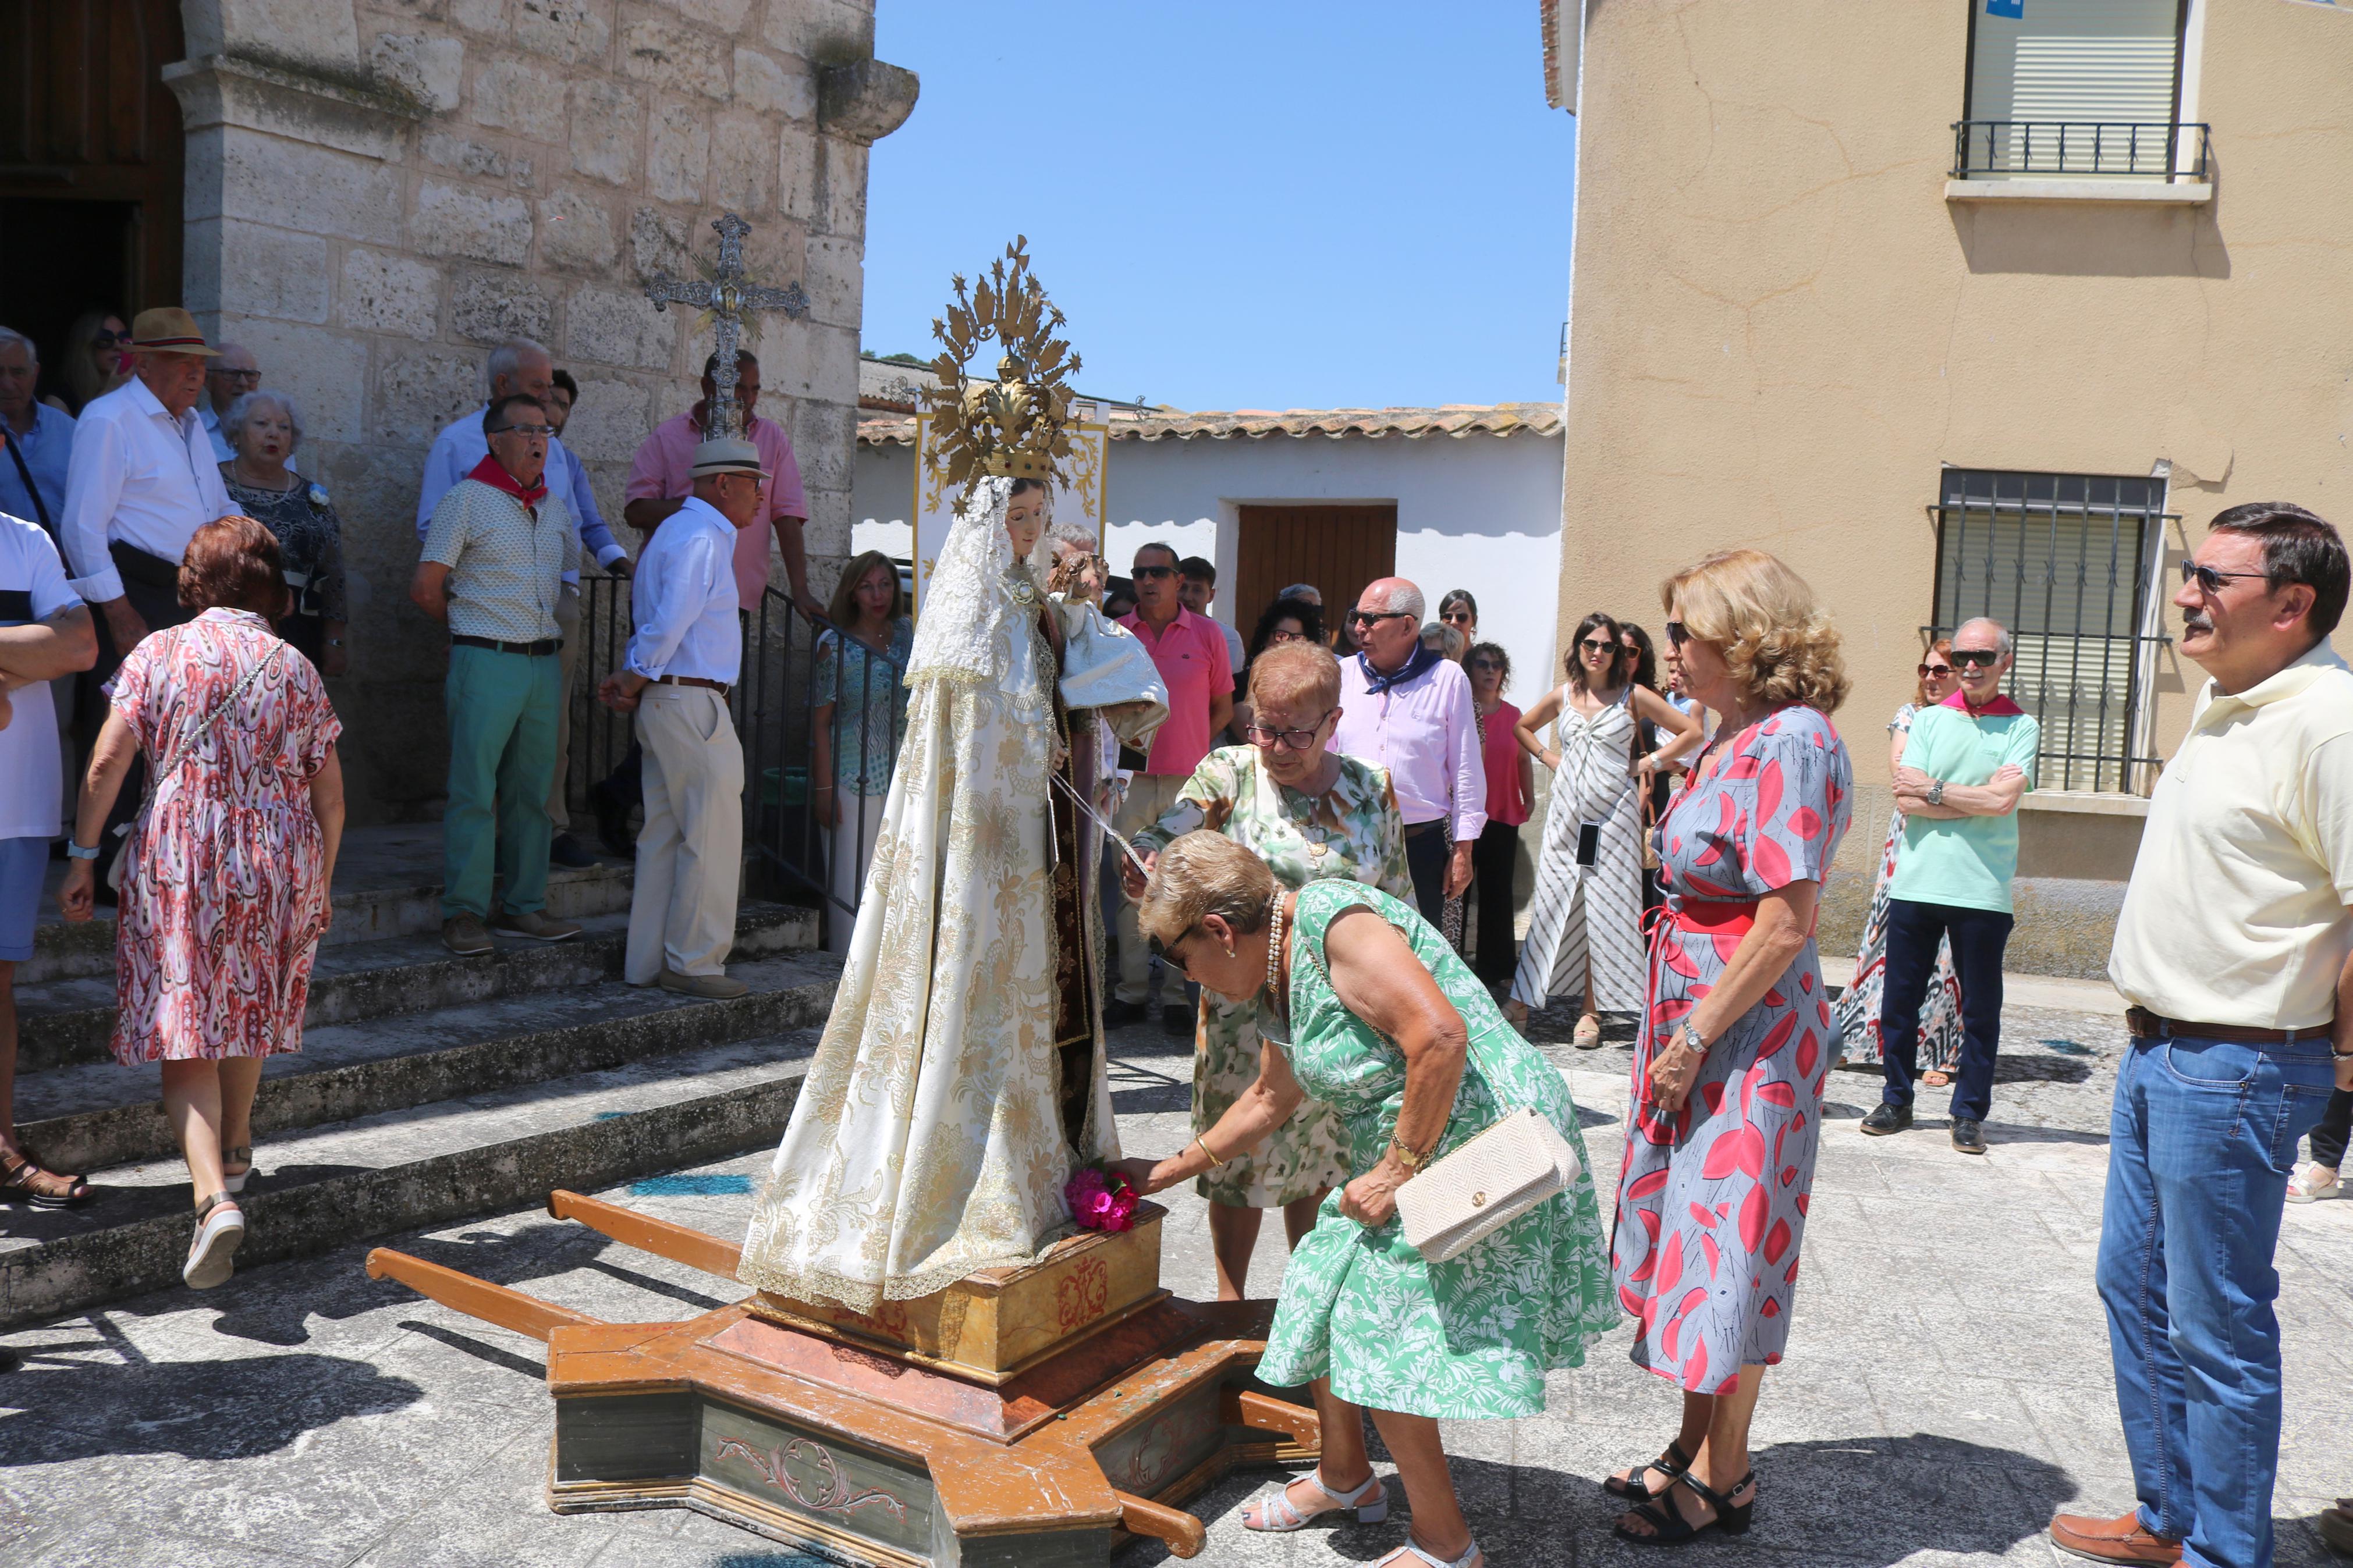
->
<box><xmin>166</xmin><ymin>0</ymin><xmax>908</xmax><ymax>823</ymax></box>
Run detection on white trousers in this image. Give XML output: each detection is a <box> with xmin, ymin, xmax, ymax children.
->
<box><xmin>624</xmin><ymin>684</ymin><xmax>744</xmax><ymax>983</ymax></box>
<box><xmin>825</xmin><ymin>795</ymin><xmax>888</xmax><ymax>956</ymax></box>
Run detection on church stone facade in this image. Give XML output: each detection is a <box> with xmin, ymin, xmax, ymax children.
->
<box><xmin>164</xmin><ymin>0</ymin><xmax>914</xmax><ymax>821</ymax></box>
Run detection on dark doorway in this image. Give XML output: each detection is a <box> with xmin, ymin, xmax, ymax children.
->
<box><xmin>0</xmin><ymin>0</ymin><xmax>187</xmax><ymax>402</ymax></box>
<box><xmin>1234</xmin><ymin>503</ymin><xmax>1399</xmax><ymax>636</ymax></box>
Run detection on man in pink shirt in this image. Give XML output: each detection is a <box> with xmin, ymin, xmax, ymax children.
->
<box><xmin>1112</xmin><ymin>540</ymin><xmax>1234</xmax><ymax>1030</ymax></box>
<box><xmin>623</xmin><ymin>351</ymin><xmax>817</xmax><ymax>617</ymax></box>
<box><xmin>1332</xmin><ymin>577</ymin><xmax>1485</xmax><ymax>925</ymax></box>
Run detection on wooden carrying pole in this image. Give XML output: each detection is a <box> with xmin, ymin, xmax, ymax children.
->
<box><xmin>547</xmin><ymin>1188</ymin><xmax>746</xmax><ymax>1279</ymax></box>
<box><xmin>1113</xmin><ymin>1491</ymin><xmax>1207</xmax><ymax>1558</ymax></box>
<box><xmin>364</xmin><ymin>1249</ymin><xmax>603</xmax><ymax>1343</ymax></box>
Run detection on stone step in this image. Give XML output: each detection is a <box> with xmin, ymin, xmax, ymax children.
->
<box><xmin>13</xmin><ymin>952</ymin><xmax>842</xmax><ymax>1176</ymax></box>
<box><xmin>0</xmin><ymin>1029</ymin><xmax>821</xmax><ymax>1331</ymax></box>
<box><xmin>10</xmin><ymin>902</ymin><xmax>817</xmax><ymax>1072</ymax></box>
<box><xmin>17</xmin><ymin>854</ymin><xmax>637</xmax><ymax>986</ymax></box>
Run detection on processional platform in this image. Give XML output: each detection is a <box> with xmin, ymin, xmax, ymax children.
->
<box><xmin>366</xmin><ymin>1190</ymin><xmax>1318</xmax><ymax>1566</ymax></box>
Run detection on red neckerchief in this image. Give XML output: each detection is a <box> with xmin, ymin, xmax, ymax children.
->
<box><xmin>1941</xmin><ymin>687</ymin><xmax>2026</xmax><ymax>719</ymax></box>
<box><xmin>466</xmin><ymin>452</ymin><xmax>547</xmax><ymax>510</ymax></box>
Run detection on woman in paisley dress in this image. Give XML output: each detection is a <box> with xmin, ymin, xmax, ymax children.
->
<box><xmin>1606</xmin><ymin>549</ymin><xmax>1853</xmax><ymax>1545</ymax></box>
<box><xmin>59</xmin><ymin>518</ymin><xmax>346</xmax><ymax>1292</ymax></box>
<box><xmin>740</xmin><ymin>476</ymin><xmax>1165</xmax><ymax>1313</ymax></box>
<box><xmin>1119</xmin><ymin>833</ymin><xmax>1613</xmax><ymax>1568</ymax></box>
<box><xmin>1123</xmin><ymin>641</ymin><xmax>1412</xmax><ymax>1299</ymax></box>
<box><xmin>811</xmin><ymin>549</ymin><xmax>913</xmax><ymax>955</ymax></box>
<box><xmin>1509</xmin><ymin>612</ymin><xmax>1701</xmax><ymax>1043</ymax></box>
<box><xmin>1832</xmin><ymin>641</ymin><xmax>1965</xmax><ymax>1082</ymax></box>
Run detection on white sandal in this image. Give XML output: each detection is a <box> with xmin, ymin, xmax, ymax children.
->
<box><xmin>1380</xmin><ymin>1534</ymin><xmax>1484</xmax><ymax>1568</ymax></box>
<box><xmin>183</xmin><ymin>1193</ymin><xmax>245</xmax><ymax>1290</ymax></box>
<box><xmin>1240</xmin><ymin>1467</ymin><xmax>1389</xmax><ymax>1531</ymax></box>
<box><xmin>2287</xmin><ymin>1164</ymin><xmax>2343</xmax><ymax>1203</ymax></box>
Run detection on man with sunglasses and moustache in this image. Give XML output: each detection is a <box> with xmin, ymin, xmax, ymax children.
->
<box><xmin>1112</xmin><ymin>540</ymin><xmax>1235</xmax><ymax>1032</ymax></box>
<box><xmin>2050</xmin><ymin>503</ymin><xmax>2353</xmax><ymax>1568</ymax></box>
<box><xmin>1861</xmin><ymin>616</ymin><xmax>2036</xmax><ymax>1156</ymax></box>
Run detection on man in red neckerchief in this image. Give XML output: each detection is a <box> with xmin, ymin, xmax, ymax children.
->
<box><xmin>410</xmin><ymin>393</ymin><xmax>585</xmax><ymax>956</ymax></box>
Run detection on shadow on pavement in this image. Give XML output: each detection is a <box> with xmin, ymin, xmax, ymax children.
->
<box><xmin>0</xmin><ymin>1352</ymin><xmax>420</xmax><ymax>1462</ymax></box>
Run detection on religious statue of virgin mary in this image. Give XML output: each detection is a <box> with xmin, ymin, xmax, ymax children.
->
<box><xmin>740</xmin><ymin>242</ymin><xmax>1166</xmax><ymax>1313</ymax></box>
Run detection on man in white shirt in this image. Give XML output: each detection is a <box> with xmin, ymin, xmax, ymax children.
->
<box><xmin>197</xmin><ymin>342</ymin><xmax>261</xmax><ymax>465</ymax></box>
<box><xmin>1178</xmin><ymin>556</ymin><xmax>1248</xmax><ymax>677</ymax></box>
<box><xmin>0</xmin><ymin>513</ymin><xmax>97</xmax><ymax>1208</ymax></box>
<box><xmin>598</xmin><ymin>438</ymin><xmax>762</xmax><ymax>1000</ymax></box>
<box><xmin>2050</xmin><ymin>502</ymin><xmax>2353</xmax><ymax>1568</ymax></box>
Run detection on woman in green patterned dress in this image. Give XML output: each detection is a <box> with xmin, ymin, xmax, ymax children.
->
<box><xmin>1123</xmin><ymin>642</ymin><xmax>1413</xmax><ymax>1299</ymax></box>
<box><xmin>1117</xmin><ymin>831</ymin><xmax>1614</xmax><ymax>1568</ymax></box>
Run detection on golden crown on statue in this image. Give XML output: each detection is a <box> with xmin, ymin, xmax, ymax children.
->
<box><xmin>922</xmin><ymin>236</ymin><xmax>1081</xmax><ymax>488</ymax></box>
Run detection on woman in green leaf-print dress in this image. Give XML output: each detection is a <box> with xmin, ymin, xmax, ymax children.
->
<box><xmin>1119</xmin><ymin>834</ymin><xmax>1613</xmax><ymax>1568</ymax></box>
<box><xmin>1125</xmin><ymin>643</ymin><xmax>1413</xmax><ymax>1299</ymax></box>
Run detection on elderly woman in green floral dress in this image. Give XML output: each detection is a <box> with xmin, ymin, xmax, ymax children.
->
<box><xmin>1117</xmin><ymin>831</ymin><xmax>1613</xmax><ymax>1568</ymax></box>
<box><xmin>1122</xmin><ymin>642</ymin><xmax>1412</xmax><ymax>1299</ymax></box>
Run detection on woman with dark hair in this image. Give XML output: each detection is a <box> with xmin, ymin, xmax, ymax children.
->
<box><xmin>1232</xmin><ymin>594</ymin><xmax>1325</xmax><ymax>741</ymax></box>
<box><xmin>59</xmin><ymin>516</ymin><xmax>346</xmax><ymax>1291</ymax></box>
<box><xmin>1466</xmin><ymin>641</ymin><xmax>1531</xmax><ymax>991</ymax></box>
<box><xmin>1438</xmin><ymin>590</ymin><xmax>1478</xmax><ymax>648</ymax></box>
<box><xmin>59</xmin><ymin>310</ymin><xmax>132</xmax><ymax>414</ymax></box>
<box><xmin>1507</xmin><ymin>612</ymin><xmax>1700</xmax><ymax>1043</ymax></box>
<box><xmin>813</xmin><ymin>548</ymin><xmax>912</xmax><ymax>954</ymax></box>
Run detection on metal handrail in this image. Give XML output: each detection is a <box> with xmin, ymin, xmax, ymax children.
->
<box><xmin>1950</xmin><ymin>120</ymin><xmax>2210</xmax><ymax>180</ymax></box>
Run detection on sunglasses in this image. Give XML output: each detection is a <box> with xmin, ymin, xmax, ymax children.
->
<box><xmin>1950</xmin><ymin>648</ymin><xmax>2002</xmax><ymax>670</ymax></box>
<box><xmin>1348</xmin><ymin>608</ymin><xmax>1414</xmax><ymax>627</ymax></box>
<box><xmin>1578</xmin><ymin>637</ymin><xmax>1617</xmax><ymax>654</ymax></box>
<box><xmin>1442</xmin><ymin>610</ymin><xmax>1474</xmax><ymax>623</ymax></box>
<box><xmin>1470</xmin><ymin>657</ymin><xmax>1503</xmax><ymax>670</ymax></box>
<box><xmin>93</xmin><ymin>330</ymin><xmax>127</xmax><ymax>347</ymax></box>
<box><xmin>1266</xmin><ymin>628</ymin><xmax>1310</xmax><ymax>644</ymax></box>
<box><xmin>1244</xmin><ymin>711</ymin><xmax>1332</xmax><ymax>750</ymax></box>
<box><xmin>1131</xmin><ymin>564</ymin><xmax>1177</xmax><ymax>579</ymax></box>
<box><xmin>1147</xmin><ymin>927</ymin><xmax>1197</xmax><ymax>973</ymax></box>
<box><xmin>1664</xmin><ymin>620</ymin><xmax>1690</xmax><ymax>646</ymax></box>
<box><xmin>1917</xmin><ymin>662</ymin><xmax>1955</xmax><ymax>678</ymax></box>
<box><xmin>2178</xmin><ymin>559</ymin><xmax>2268</xmax><ymax>594</ymax></box>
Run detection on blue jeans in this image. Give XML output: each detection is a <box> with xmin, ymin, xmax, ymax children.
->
<box><xmin>2096</xmin><ymin>1034</ymin><xmax>2337</xmax><ymax>1568</ymax></box>
<box><xmin>1878</xmin><ymin>897</ymin><xmax>2013</xmax><ymax>1122</ymax></box>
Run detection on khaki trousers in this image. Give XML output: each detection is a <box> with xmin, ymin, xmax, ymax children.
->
<box><xmin>623</xmin><ymin>684</ymin><xmax>744</xmax><ymax>983</ymax></box>
<box><xmin>1112</xmin><ymin>771</ymin><xmax>1188</xmax><ymax>1005</ymax></box>
<box><xmin>547</xmin><ymin>582</ymin><xmax>582</xmax><ymax>830</ymax></box>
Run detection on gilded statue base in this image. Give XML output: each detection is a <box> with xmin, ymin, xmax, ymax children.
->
<box><xmin>365</xmin><ymin>1190</ymin><xmax>1318</xmax><ymax>1566</ymax></box>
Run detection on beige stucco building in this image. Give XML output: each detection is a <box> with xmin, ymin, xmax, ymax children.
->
<box><xmin>1549</xmin><ymin>0</ymin><xmax>2353</xmax><ymax>973</ymax></box>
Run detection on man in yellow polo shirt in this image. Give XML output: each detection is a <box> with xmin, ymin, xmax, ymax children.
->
<box><xmin>1860</xmin><ymin>616</ymin><xmax>2038</xmax><ymax>1156</ymax></box>
<box><xmin>2050</xmin><ymin>502</ymin><xmax>2353</xmax><ymax>1568</ymax></box>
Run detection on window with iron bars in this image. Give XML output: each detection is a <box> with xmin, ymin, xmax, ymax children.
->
<box><xmin>1927</xmin><ymin>468</ymin><xmax>2172</xmax><ymax>795</ymax></box>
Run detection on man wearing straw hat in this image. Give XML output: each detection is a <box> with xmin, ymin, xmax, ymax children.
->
<box><xmin>598</xmin><ymin>436</ymin><xmax>764</xmax><ymax>999</ymax></box>
<box><xmin>54</xmin><ymin>307</ymin><xmax>239</xmax><ymax>885</ymax></box>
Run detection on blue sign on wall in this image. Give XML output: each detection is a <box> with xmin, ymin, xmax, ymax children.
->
<box><xmin>1987</xmin><ymin>0</ymin><xmax>2024</xmax><ymax>16</ymax></box>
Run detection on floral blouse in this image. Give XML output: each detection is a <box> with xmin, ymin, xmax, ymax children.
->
<box><xmin>814</xmin><ymin>617</ymin><xmax>913</xmax><ymax>795</ymax></box>
<box><xmin>222</xmin><ymin>470</ymin><xmax>347</xmax><ymax>623</ymax></box>
<box><xmin>1130</xmin><ymin>744</ymin><xmax>1414</xmax><ymax>898</ymax></box>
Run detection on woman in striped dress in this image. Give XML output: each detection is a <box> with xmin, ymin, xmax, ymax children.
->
<box><xmin>1506</xmin><ymin>613</ymin><xmax>1701</xmax><ymax>1046</ymax></box>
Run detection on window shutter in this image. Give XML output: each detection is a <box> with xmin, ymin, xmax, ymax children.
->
<box><xmin>1969</xmin><ymin>0</ymin><xmax>2185</xmax><ymax>174</ymax></box>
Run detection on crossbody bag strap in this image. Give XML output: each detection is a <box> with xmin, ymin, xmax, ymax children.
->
<box><xmin>1</xmin><ymin>426</ymin><xmax>56</xmax><ymax>539</ymax></box>
<box><xmin>150</xmin><ymin>638</ymin><xmax>282</xmax><ymax>790</ymax></box>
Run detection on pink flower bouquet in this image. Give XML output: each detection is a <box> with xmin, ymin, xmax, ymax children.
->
<box><xmin>1065</xmin><ymin>1164</ymin><xmax>1140</xmax><ymax>1233</ymax></box>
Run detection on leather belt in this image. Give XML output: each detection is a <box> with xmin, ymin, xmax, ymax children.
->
<box><xmin>452</xmin><ymin>634</ymin><xmax>562</xmax><ymax>657</ymax></box>
<box><xmin>2124</xmin><ymin>1006</ymin><xmax>2331</xmax><ymax>1047</ymax></box>
<box><xmin>655</xmin><ymin>675</ymin><xmax>731</xmax><ymax>696</ymax></box>
<box><xmin>109</xmin><ymin>541</ymin><xmax>182</xmax><ymax>591</ymax></box>
<box><xmin>1403</xmin><ymin>819</ymin><xmax>1448</xmax><ymax>839</ymax></box>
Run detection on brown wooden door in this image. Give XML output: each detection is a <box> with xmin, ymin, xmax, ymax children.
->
<box><xmin>1234</xmin><ymin>504</ymin><xmax>1398</xmax><ymax>641</ymax></box>
<box><xmin>0</xmin><ymin>0</ymin><xmax>186</xmax><ymax>403</ymax></box>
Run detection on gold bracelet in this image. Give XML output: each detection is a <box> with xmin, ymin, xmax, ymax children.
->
<box><xmin>1387</xmin><ymin>1135</ymin><xmax>1433</xmax><ymax>1173</ymax></box>
<box><xmin>1194</xmin><ymin>1134</ymin><xmax>1225</xmax><ymax>1169</ymax></box>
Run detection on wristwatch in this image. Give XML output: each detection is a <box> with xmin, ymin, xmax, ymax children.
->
<box><xmin>1678</xmin><ymin>1019</ymin><xmax>1706</xmax><ymax>1054</ymax></box>
<box><xmin>65</xmin><ymin>840</ymin><xmax>101</xmax><ymax>861</ymax></box>
<box><xmin>1927</xmin><ymin>778</ymin><xmax>1946</xmax><ymax>807</ymax></box>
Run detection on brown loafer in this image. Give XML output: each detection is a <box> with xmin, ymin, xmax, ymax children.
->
<box><xmin>2050</xmin><ymin>1510</ymin><xmax>2183</xmax><ymax>1566</ymax></box>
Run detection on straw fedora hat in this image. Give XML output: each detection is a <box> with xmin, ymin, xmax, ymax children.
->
<box><xmin>127</xmin><ymin>307</ymin><xmax>220</xmax><ymax>358</ymax></box>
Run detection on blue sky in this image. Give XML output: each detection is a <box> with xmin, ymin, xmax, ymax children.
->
<box><xmin>862</xmin><ymin>2</ymin><xmax>1578</xmax><ymax>414</ymax></box>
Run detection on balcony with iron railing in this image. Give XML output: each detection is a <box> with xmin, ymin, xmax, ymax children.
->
<box><xmin>1946</xmin><ymin>120</ymin><xmax>2213</xmax><ymax>204</ymax></box>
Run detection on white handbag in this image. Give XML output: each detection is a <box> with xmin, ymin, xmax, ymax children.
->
<box><xmin>1394</xmin><ymin>1105</ymin><xmax>1581</xmax><ymax>1264</ymax></box>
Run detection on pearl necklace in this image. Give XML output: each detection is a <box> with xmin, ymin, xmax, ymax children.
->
<box><xmin>1264</xmin><ymin>893</ymin><xmax>1287</xmax><ymax>1010</ymax></box>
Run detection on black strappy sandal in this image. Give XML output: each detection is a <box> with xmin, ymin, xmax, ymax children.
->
<box><xmin>1613</xmin><ymin>1469</ymin><xmax>1755</xmax><ymax>1546</ymax></box>
<box><xmin>1602</xmin><ymin>1438</ymin><xmax>1692</xmax><ymax>1500</ymax></box>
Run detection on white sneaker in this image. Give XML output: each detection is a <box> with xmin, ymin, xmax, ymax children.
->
<box><xmin>184</xmin><ymin>1196</ymin><xmax>246</xmax><ymax>1289</ymax></box>
<box><xmin>2286</xmin><ymin>1164</ymin><xmax>2343</xmax><ymax>1204</ymax></box>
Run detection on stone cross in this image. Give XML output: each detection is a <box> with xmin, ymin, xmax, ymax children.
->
<box><xmin>645</xmin><ymin>212</ymin><xmax>811</xmax><ymax>440</ymax></box>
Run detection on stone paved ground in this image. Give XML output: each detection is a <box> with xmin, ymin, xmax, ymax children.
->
<box><xmin>2</xmin><ymin>995</ymin><xmax>2348</xmax><ymax>1568</ymax></box>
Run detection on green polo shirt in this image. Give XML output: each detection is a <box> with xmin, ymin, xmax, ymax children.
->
<box><xmin>1889</xmin><ymin>696</ymin><xmax>2040</xmax><ymax>913</ymax></box>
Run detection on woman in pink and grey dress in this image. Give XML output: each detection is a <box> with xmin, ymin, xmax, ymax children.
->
<box><xmin>1605</xmin><ymin>549</ymin><xmax>1852</xmax><ymax>1547</ymax></box>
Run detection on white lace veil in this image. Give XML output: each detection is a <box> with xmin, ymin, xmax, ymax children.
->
<box><xmin>906</xmin><ymin>474</ymin><xmax>1045</xmax><ymax>686</ymax></box>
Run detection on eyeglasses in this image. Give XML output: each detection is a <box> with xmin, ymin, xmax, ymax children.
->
<box><xmin>1131</xmin><ymin>564</ymin><xmax>1177</xmax><ymax>579</ymax></box>
<box><xmin>1917</xmin><ymin>662</ymin><xmax>1954</xmax><ymax>678</ymax></box>
<box><xmin>210</xmin><ymin>367</ymin><xmax>261</xmax><ymax>382</ymax></box>
<box><xmin>491</xmin><ymin>423</ymin><xmax>556</xmax><ymax>439</ymax></box>
<box><xmin>1950</xmin><ymin>648</ymin><xmax>2002</xmax><ymax>670</ymax></box>
<box><xmin>1244</xmin><ymin>711</ymin><xmax>1332</xmax><ymax>750</ymax></box>
<box><xmin>1147</xmin><ymin>928</ymin><xmax>1197</xmax><ymax>975</ymax></box>
<box><xmin>1470</xmin><ymin>657</ymin><xmax>1502</xmax><ymax>671</ymax></box>
<box><xmin>1266</xmin><ymin>628</ymin><xmax>1309</xmax><ymax>644</ymax></box>
<box><xmin>1578</xmin><ymin>637</ymin><xmax>1616</xmax><ymax>655</ymax></box>
<box><xmin>2178</xmin><ymin>559</ymin><xmax>2269</xmax><ymax>594</ymax></box>
<box><xmin>1348</xmin><ymin>609</ymin><xmax>1414</xmax><ymax>627</ymax></box>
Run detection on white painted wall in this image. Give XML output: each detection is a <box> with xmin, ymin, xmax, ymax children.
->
<box><xmin>851</xmin><ymin>428</ymin><xmax>1570</xmax><ymax>709</ymax></box>
<box><xmin>1104</xmin><ymin>432</ymin><xmax>1568</xmax><ymax>710</ymax></box>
